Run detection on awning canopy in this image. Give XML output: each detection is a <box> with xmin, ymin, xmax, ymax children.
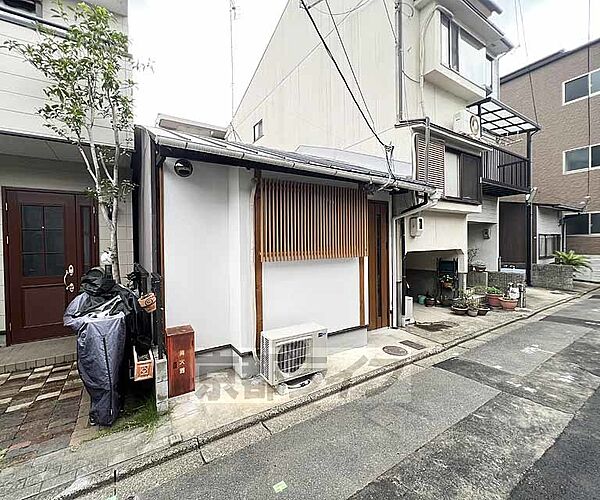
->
<box><xmin>468</xmin><ymin>97</ymin><xmax>540</xmax><ymax>137</ymax></box>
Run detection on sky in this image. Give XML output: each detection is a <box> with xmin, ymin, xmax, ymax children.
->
<box><xmin>128</xmin><ymin>0</ymin><xmax>599</xmax><ymax>128</ymax></box>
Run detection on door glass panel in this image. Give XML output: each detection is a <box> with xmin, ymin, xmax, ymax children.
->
<box><xmin>22</xmin><ymin>205</ymin><xmax>43</xmax><ymax>229</ymax></box>
<box><xmin>23</xmin><ymin>253</ymin><xmax>44</xmax><ymax>277</ymax></box>
<box><xmin>45</xmin><ymin>253</ymin><xmax>65</xmax><ymax>276</ymax></box>
<box><xmin>45</xmin><ymin>230</ymin><xmax>64</xmax><ymax>253</ymax></box>
<box><xmin>44</xmin><ymin>206</ymin><xmax>64</xmax><ymax>229</ymax></box>
<box><xmin>22</xmin><ymin>230</ymin><xmax>43</xmax><ymax>253</ymax></box>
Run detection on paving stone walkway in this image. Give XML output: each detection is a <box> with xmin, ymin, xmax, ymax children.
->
<box><xmin>0</xmin><ymin>362</ymin><xmax>91</xmax><ymax>467</ymax></box>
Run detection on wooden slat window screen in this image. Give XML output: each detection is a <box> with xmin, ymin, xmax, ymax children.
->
<box><xmin>415</xmin><ymin>135</ymin><xmax>445</xmax><ymax>191</ymax></box>
<box><xmin>259</xmin><ymin>178</ymin><xmax>367</xmax><ymax>262</ymax></box>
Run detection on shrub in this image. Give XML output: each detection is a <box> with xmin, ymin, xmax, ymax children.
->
<box><xmin>554</xmin><ymin>250</ymin><xmax>592</xmax><ymax>272</ymax></box>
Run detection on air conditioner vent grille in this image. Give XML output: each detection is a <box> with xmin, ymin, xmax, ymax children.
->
<box><xmin>277</xmin><ymin>338</ymin><xmax>310</xmax><ymax>374</ymax></box>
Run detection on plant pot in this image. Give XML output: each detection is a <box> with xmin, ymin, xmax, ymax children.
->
<box><xmin>477</xmin><ymin>307</ymin><xmax>490</xmax><ymax>316</ymax></box>
<box><xmin>467</xmin><ymin>308</ymin><xmax>479</xmax><ymax>317</ymax></box>
<box><xmin>474</xmin><ymin>265</ymin><xmax>486</xmax><ymax>272</ymax></box>
<box><xmin>441</xmin><ymin>297</ymin><xmax>453</xmax><ymax>307</ymax></box>
<box><xmin>451</xmin><ymin>306</ymin><xmax>468</xmax><ymax>316</ymax></box>
<box><xmin>486</xmin><ymin>293</ymin><xmax>503</xmax><ymax>308</ymax></box>
<box><xmin>425</xmin><ymin>298</ymin><xmax>435</xmax><ymax>307</ymax></box>
<box><xmin>417</xmin><ymin>295</ymin><xmax>426</xmax><ymax>305</ymax></box>
<box><xmin>499</xmin><ymin>298</ymin><xmax>518</xmax><ymax>311</ymax></box>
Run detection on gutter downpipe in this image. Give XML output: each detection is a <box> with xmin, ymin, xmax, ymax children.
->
<box><xmin>395</xmin><ymin>0</ymin><xmax>403</xmax><ymax>122</ymax></box>
<box><xmin>391</xmin><ymin>189</ymin><xmax>441</xmax><ymax>328</ymax></box>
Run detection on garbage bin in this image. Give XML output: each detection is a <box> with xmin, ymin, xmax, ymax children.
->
<box><xmin>166</xmin><ymin>325</ymin><xmax>195</xmax><ymax>397</ymax></box>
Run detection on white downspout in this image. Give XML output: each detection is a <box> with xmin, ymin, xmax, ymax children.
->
<box><xmin>390</xmin><ymin>190</ymin><xmax>441</xmax><ymax>328</ymax></box>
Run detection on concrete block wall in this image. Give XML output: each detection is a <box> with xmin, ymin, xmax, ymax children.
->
<box><xmin>467</xmin><ymin>271</ymin><xmax>488</xmax><ymax>288</ymax></box>
<box><xmin>532</xmin><ymin>264</ymin><xmax>574</xmax><ymax>291</ymax></box>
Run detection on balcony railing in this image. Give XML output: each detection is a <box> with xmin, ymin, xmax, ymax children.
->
<box><xmin>482</xmin><ymin>147</ymin><xmax>530</xmax><ymax>196</ymax></box>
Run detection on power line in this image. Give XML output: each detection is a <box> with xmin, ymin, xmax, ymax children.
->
<box><xmin>300</xmin><ymin>0</ymin><xmax>388</xmax><ymax>151</ymax></box>
<box><xmin>516</xmin><ymin>0</ymin><xmax>538</xmax><ymax>124</ymax></box>
<box><xmin>313</xmin><ymin>0</ymin><xmax>371</xmax><ymax>17</ymax></box>
<box><xmin>323</xmin><ymin>0</ymin><xmax>374</xmax><ymax>125</ymax></box>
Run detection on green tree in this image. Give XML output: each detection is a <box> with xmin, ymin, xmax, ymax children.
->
<box><xmin>3</xmin><ymin>1</ymin><xmax>140</xmax><ymax>282</ymax></box>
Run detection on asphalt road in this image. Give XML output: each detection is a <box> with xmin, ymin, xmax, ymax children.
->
<box><xmin>82</xmin><ymin>294</ymin><xmax>600</xmax><ymax>500</ymax></box>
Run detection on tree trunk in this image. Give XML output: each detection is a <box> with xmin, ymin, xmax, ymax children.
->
<box><xmin>110</xmin><ymin>201</ymin><xmax>121</xmax><ymax>284</ymax></box>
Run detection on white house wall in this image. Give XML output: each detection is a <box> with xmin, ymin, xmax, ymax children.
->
<box><xmin>536</xmin><ymin>206</ymin><xmax>562</xmax><ymax>264</ymax></box>
<box><xmin>0</xmin><ymin>1</ymin><xmax>129</xmax><ymax>146</ymax></box>
<box><xmin>161</xmin><ymin>160</ymin><xmax>373</xmax><ymax>353</ymax></box>
<box><xmin>0</xmin><ymin>154</ymin><xmax>134</xmax><ymax>333</ymax></box>
<box><xmin>404</xmin><ymin>210</ymin><xmax>468</xmax><ymax>272</ymax></box>
<box><xmin>468</xmin><ymin>222</ymin><xmax>498</xmax><ymax>271</ymax></box>
<box><xmin>262</xmin><ymin>259</ymin><xmax>361</xmax><ymax>332</ymax></box>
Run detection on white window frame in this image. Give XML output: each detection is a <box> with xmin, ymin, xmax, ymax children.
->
<box><xmin>562</xmin><ymin>68</ymin><xmax>600</xmax><ymax>105</ymax></box>
<box><xmin>439</xmin><ymin>12</ymin><xmax>492</xmax><ymax>91</ymax></box>
<box><xmin>563</xmin><ymin>142</ymin><xmax>600</xmax><ymax>175</ymax></box>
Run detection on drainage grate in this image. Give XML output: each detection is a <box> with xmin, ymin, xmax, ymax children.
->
<box><xmin>383</xmin><ymin>346</ymin><xmax>409</xmax><ymax>357</ymax></box>
<box><xmin>399</xmin><ymin>340</ymin><xmax>426</xmax><ymax>350</ymax></box>
<box><xmin>415</xmin><ymin>321</ymin><xmax>456</xmax><ymax>332</ymax></box>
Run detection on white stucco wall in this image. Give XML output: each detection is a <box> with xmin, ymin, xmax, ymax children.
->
<box><xmin>0</xmin><ymin>154</ymin><xmax>134</xmax><ymax>333</ymax></box>
<box><xmin>404</xmin><ymin>210</ymin><xmax>468</xmax><ymax>272</ymax></box>
<box><xmin>468</xmin><ymin>221</ymin><xmax>499</xmax><ymax>271</ymax></box>
<box><xmin>161</xmin><ymin>159</ymin><xmax>371</xmax><ymax>352</ymax></box>
<box><xmin>536</xmin><ymin>206</ymin><xmax>562</xmax><ymax>264</ymax></box>
<box><xmin>263</xmin><ymin>259</ymin><xmax>361</xmax><ymax>333</ymax></box>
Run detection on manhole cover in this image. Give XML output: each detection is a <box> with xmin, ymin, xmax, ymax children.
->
<box><xmin>400</xmin><ymin>340</ymin><xmax>426</xmax><ymax>350</ymax></box>
<box><xmin>383</xmin><ymin>346</ymin><xmax>409</xmax><ymax>357</ymax></box>
<box><xmin>416</xmin><ymin>321</ymin><xmax>455</xmax><ymax>332</ymax></box>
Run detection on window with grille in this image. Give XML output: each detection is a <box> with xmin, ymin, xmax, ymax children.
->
<box><xmin>257</xmin><ymin>178</ymin><xmax>368</xmax><ymax>262</ymax></box>
<box><xmin>539</xmin><ymin>234</ymin><xmax>561</xmax><ymax>259</ymax></box>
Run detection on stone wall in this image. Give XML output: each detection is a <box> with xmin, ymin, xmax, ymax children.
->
<box><xmin>467</xmin><ymin>271</ymin><xmax>488</xmax><ymax>288</ymax></box>
<box><xmin>531</xmin><ymin>264</ymin><xmax>574</xmax><ymax>291</ymax></box>
<box><xmin>488</xmin><ymin>271</ymin><xmax>526</xmax><ymax>291</ymax></box>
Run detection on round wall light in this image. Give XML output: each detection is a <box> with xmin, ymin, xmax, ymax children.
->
<box><xmin>174</xmin><ymin>158</ymin><xmax>193</xmax><ymax>178</ymax></box>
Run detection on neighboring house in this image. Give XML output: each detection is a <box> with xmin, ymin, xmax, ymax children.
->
<box><xmin>134</xmin><ymin>118</ymin><xmax>435</xmax><ymax>377</ymax></box>
<box><xmin>500</xmin><ymin>38</ymin><xmax>600</xmax><ymax>281</ymax></box>
<box><xmin>0</xmin><ymin>0</ymin><xmax>133</xmax><ymax>345</ymax></box>
<box><xmin>232</xmin><ymin>0</ymin><xmax>538</xmax><ymax>319</ymax></box>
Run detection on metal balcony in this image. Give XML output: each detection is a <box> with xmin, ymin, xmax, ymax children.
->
<box><xmin>482</xmin><ymin>147</ymin><xmax>530</xmax><ymax>196</ymax></box>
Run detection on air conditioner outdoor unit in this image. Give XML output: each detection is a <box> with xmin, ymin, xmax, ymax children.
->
<box><xmin>453</xmin><ymin>110</ymin><xmax>481</xmax><ymax>138</ymax></box>
<box><xmin>260</xmin><ymin>323</ymin><xmax>327</xmax><ymax>386</ymax></box>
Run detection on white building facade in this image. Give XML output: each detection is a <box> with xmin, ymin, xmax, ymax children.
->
<box><xmin>232</xmin><ymin>0</ymin><xmax>538</xmax><ymax>312</ymax></box>
<box><xmin>0</xmin><ymin>0</ymin><xmax>133</xmax><ymax>345</ymax></box>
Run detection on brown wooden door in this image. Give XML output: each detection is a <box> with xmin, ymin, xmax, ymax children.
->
<box><xmin>499</xmin><ymin>203</ymin><xmax>527</xmax><ymax>268</ymax></box>
<box><xmin>367</xmin><ymin>201</ymin><xmax>389</xmax><ymax>330</ymax></box>
<box><xmin>4</xmin><ymin>189</ymin><xmax>98</xmax><ymax>344</ymax></box>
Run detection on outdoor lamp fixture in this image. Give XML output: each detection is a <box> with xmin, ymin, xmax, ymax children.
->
<box><xmin>174</xmin><ymin>158</ymin><xmax>193</xmax><ymax>178</ymax></box>
<box><xmin>525</xmin><ymin>187</ymin><xmax>538</xmax><ymax>204</ymax></box>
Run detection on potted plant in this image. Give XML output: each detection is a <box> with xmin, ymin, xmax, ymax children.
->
<box><xmin>477</xmin><ymin>305</ymin><xmax>491</xmax><ymax>316</ymax></box>
<box><xmin>451</xmin><ymin>295</ymin><xmax>468</xmax><ymax>315</ymax></box>
<box><xmin>467</xmin><ymin>297</ymin><xmax>479</xmax><ymax>317</ymax></box>
<box><xmin>554</xmin><ymin>250</ymin><xmax>593</xmax><ymax>273</ymax></box>
<box><xmin>425</xmin><ymin>293</ymin><xmax>436</xmax><ymax>307</ymax></box>
<box><xmin>472</xmin><ymin>259</ymin><xmax>487</xmax><ymax>272</ymax></box>
<box><xmin>486</xmin><ymin>286</ymin><xmax>503</xmax><ymax>308</ymax></box>
<box><xmin>439</xmin><ymin>274</ymin><xmax>454</xmax><ymax>289</ymax></box>
<box><xmin>499</xmin><ymin>295</ymin><xmax>518</xmax><ymax>311</ymax></box>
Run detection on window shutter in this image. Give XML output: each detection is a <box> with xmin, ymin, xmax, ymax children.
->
<box><xmin>415</xmin><ymin>135</ymin><xmax>445</xmax><ymax>190</ymax></box>
<box><xmin>259</xmin><ymin>179</ymin><xmax>368</xmax><ymax>262</ymax></box>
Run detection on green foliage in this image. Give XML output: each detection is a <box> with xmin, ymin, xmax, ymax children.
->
<box><xmin>554</xmin><ymin>250</ymin><xmax>593</xmax><ymax>272</ymax></box>
<box><xmin>486</xmin><ymin>286</ymin><xmax>502</xmax><ymax>295</ymax></box>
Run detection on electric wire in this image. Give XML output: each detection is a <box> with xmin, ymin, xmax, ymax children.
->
<box><xmin>313</xmin><ymin>0</ymin><xmax>371</xmax><ymax>17</ymax></box>
<box><xmin>324</xmin><ymin>0</ymin><xmax>374</xmax><ymax>125</ymax></box>
<box><xmin>300</xmin><ymin>0</ymin><xmax>388</xmax><ymax>151</ymax></box>
<box><xmin>516</xmin><ymin>0</ymin><xmax>538</xmax><ymax>123</ymax></box>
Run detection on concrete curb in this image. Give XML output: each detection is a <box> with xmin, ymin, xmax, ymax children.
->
<box><xmin>50</xmin><ymin>285</ymin><xmax>599</xmax><ymax>499</ymax></box>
